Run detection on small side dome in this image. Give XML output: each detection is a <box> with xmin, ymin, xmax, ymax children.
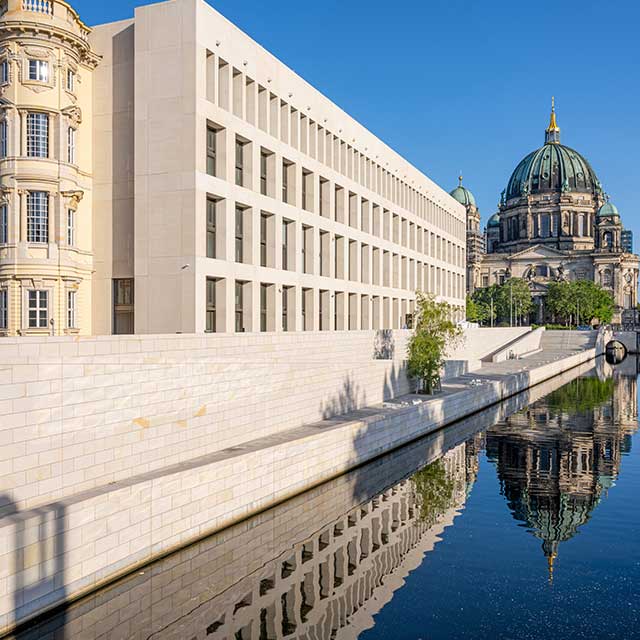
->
<box><xmin>597</xmin><ymin>202</ymin><xmax>619</xmax><ymax>218</ymax></box>
<box><xmin>487</xmin><ymin>213</ymin><xmax>500</xmax><ymax>228</ymax></box>
<box><xmin>450</xmin><ymin>175</ymin><xmax>476</xmax><ymax>207</ymax></box>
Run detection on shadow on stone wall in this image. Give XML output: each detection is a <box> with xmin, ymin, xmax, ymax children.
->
<box><xmin>320</xmin><ymin>374</ymin><xmax>367</xmax><ymax>420</ymax></box>
<box><xmin>0</xmin><ymin>496</ymin><xmax>67</xmax><ymax>638</ymax></box>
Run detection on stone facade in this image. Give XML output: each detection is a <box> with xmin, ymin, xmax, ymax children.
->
<box><xmin>461</xmin><ymin>103</ymin><xmax>639</xmax><ymax>323</ymax></box>
<box><xmin>0</xmin><ymin>0</ymin><xmax>466</xmax><ymax>337</ymax></box>
<box><xmin>0</xmin><ymin>0</ymin><xmax>99</xmax><ymax>337</ymax></box>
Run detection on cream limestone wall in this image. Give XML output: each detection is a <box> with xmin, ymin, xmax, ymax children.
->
<box><xmin>90</xmin><ymin>19</ymin><xmax>136</xmax><ymax>336</ymax></box>
<box><xmin>0</xmin><ymin>330</ymin><xmax>410</xmax><ymax>512</ymax></box>
<box><xmin>89</xmin><ymin>0</ymin><xmax>466</xmax><ymax>336</ymax></box>
<box><xmin>0</xmin><ymin>0</ymin><xmax>100</xmax><ymax>337</ymax></box>
<box><xmin>0</xmin><ymin>339</ymin><xmax>598</xmax><ymax>633</ymax></box>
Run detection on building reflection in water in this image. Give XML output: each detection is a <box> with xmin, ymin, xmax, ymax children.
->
<box><xmin>486</xmin><ymin>363</ymin><xmax>638</xmax><ymax>581</ymax></box>
<box><xmin>148</xmin><ymin>442</ymin><xmax>478</xmax><ymax>640</ymax></box>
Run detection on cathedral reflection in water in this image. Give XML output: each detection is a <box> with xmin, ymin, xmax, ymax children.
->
<box><xmin>486</xmin><ymin>359</ymin><xmax>638</xmax><ymax>581</ymax></box>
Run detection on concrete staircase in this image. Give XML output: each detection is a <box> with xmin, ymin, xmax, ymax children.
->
<box><xmin>540</xmin><ymin>330</ymin><xmax>598</xmax><ymax>353</ymax></box>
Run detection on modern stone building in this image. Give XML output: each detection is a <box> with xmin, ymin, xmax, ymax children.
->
<box><xmin>461</xmin><ymin>102</ymin><xmax>639</xmax><ymax>322</ymax></box>
<box><xmin>0</xmin><ymin>0</ymin><xmax>466</xmax><ymax>337</ymax></box>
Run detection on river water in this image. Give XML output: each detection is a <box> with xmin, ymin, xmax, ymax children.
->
<box><xmin>12</xmin><ymin>358</ymin><xmax>640</xmax><ymax>640</ymax></box>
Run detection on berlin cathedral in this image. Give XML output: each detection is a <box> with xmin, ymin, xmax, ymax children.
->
<box><xmin>454</xmin><ymin>101</ymin><xmax>639</xmax><ymax>324</ymax></box>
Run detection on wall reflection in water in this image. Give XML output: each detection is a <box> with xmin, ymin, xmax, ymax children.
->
<box><xmin>10</xmin><ymin>359</ymin><xmax>637</xmax><ymax>640</ymax></box>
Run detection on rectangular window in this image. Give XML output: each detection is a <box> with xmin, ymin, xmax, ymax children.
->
<box><xmin>235</xmin><ymin>281</ymin><xmax>244</xmax><ymax>332</ymax></box>
<box><xmin>27</xmin><ymin>112</ymin><xmax>48</xmax><ymax>158</ymax></box>
<box><xmin>28</xmin><ymin>59</ymin><xmax>48</xmax><ymax>82</ymax></box>
<box><xmin>67</xmin><ymin>290</ymin><xmax>76</xmax><ymax>329</ymax></box>
<box><xmin>301</xmin><ymin>288</ymin><xmax>307</xmax><ymax>330</ymax></box>
<box><xmin>28</xmin><ymin>289</ymin><xmax>48</xmax><ymax>328</ymax></box>
<box><xmin>282</xmin><ymin>160</ymin><xmax>289</xmax><ymax>203</ymax></box>
<box><xmin>302</xmin><ymin>170</ymin><xmax>308</xmax><ymax>211</ymax></box>
<box><xmin>206</xmin><ymin>125</ymin><xmax>217</xmax><ymax>176</ymax></box>
<box><xmin>235</xmin><ymin>206</ymin><xmax>244</xmax><ymax>263</ymax></box>
<box><xmin>0</xmin><ymin>119</ymin><xmax>7</xmax><ymax>157</ymax></box>
<box><xmin>0</xmin><ymin>289</ymin><xmax>6</xmax><ymax>329</ymax></box>
<box><xmin>235</xmin><ymin>138</ymin><xmax>244</xmax><ymax>186</ymax></box>
<box><xmin>282</xmin><ymin>219</ymin><xmax>290</xmax><ymax>270</ymax></box>
<box><xmin>205</xmin><ymin>277</ymin><xmax>216</xmax><ymax>332</ymax></box>
<box><xmin>282</xmin><ymin>286</ymin><xmax>290</xmax><ymax>331</ymax></box>
<box><xmin>67</xmin><ymin>209</ymin><xmax>75</xmax><ymax>246</ymax></box>
<box><xmin>113</xmin><ymin>278</ymin><xmax>134</xmax><ymax>335</ymax></box>
<box><xmin>260</xmin><ymin>283</ymin><xmax>268</xmax><ymax>331</ymax></box>
<box><xmin>0</xmin><ymin>204</ymin><xmax>7</xmax><ymax>244</ymax></box>
<box><xmin>0</xmin><ymin>60</ymin><xmax>8</xmax><ymax>84</ymax></box>
<box><xmin>206</xmin><ymin>197</ymin><xmax>216</xmax><ymax>258</ymax></box>
<box><xmin>260</xmin><ymin>213</ymin><xmax>268</xmax><ymax>267</ymax></box>
<box><xmin>260</xmin><ymin>151</ymin><xmax>268</xmax><ymax>195</ymax></box>
<box><xmin>27</xmin><ymin>191</ymin><xmax>48</xmax><ymax>243</ymax></box>
<box><xmin>67</xmin><ymin>127</ymin><xmax>76</xmax><ymax>164</ymax></box>
<box><xmin>67</xmin><ymin>69</ymin><xmax>75</xmax><ymax>92</ymax></box>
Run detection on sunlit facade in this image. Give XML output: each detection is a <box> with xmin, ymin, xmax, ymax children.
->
<box><xmin>0</xmin><ymin>0</ymin><xmax>466</xmax><ymax>336</ymax></box>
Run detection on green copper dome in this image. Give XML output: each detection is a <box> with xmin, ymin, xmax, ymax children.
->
<box><xmin>450</xmin><ymin>176</ymin><xmax>476</xmax><ymax>207</ymax></box>
<box><xmin>505</xmin><ymin>103</ymin><xmax>601</xmax><ymax>200</ymax></box>
<box><xmin>506</xmin><ymin>143</ymin><xmax>600</xmax><ymax>200</ymax></box>
<box><xmin>487</xmin><ymin>213</ymin><xmax>500</xmax><ymax>227</ymax></box>
<box><xmin>597</xmin><ymin>202</ymin><xmax>619</xmax><ymax>218</ymax></box>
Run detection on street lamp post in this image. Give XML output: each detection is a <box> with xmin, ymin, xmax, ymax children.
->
<box><xmin>490</xmin><ymin>293</ymin><xmax>494</xmax><ymax>328</ymax></box>
<box><xmin>509</xmin><ymin>280</ymin><xmax>513</xmax><ymax>327</ymax></box>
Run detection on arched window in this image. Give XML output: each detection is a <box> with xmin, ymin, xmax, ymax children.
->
<box><xmin>603</xmin><ymin>231</ymin><xmax>613</xmax><ymax>250</ymax></box>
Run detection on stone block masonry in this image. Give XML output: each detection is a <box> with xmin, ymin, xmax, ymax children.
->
<box><xmin>0</xmin><ymin>327</ymin><xmax>585</xmax><ymax>633</ymax></box>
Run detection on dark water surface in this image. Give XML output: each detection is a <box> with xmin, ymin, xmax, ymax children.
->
<box><xmin>11</xmin><ymin>358</ymin><xmax>640</xmax><ymax>640</ymax></box>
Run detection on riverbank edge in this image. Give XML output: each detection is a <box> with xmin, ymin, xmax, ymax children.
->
<box><xmin>0</xmin><ymin>345</ymin><xmax>600</xmax><ymax>636</ymax></box>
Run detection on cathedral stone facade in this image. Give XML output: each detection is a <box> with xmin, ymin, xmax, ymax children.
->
<box><xmin>457</xmin><ymin>103</ymin><xmax>639</xmax><ymax>324</ymax></box>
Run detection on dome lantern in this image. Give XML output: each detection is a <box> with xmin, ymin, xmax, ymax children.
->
<box><xmin>449</xmin><ymin>175</ymin><xmax>477</xmax><ymax>207</ymax></box>
<box><xmin>545</xmin><ymin>96</ymin><xmax>561</xmax><ymax>144</ymax></box>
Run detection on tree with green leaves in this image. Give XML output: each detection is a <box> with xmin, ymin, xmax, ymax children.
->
<box><xmin>407</xmin><ymin>293</ymin><xmax>463</xmax><ymax>394</ymax></box>
<box><xmin>545</xmin><ymin>281</ymin><xmax>573</xmax><ymax>325</ymax></box>
<box><xmin>469</xmin><ymin>285</ymin><xmax>499</xmax><ymax>326</ymax></box>
<box><xmin>494</xmin><ymin>278</ymin><xmax>533</xmax><ymax>325</ymax></box>
<box><xmin>466</xmin><ymin>294</ymin><xmax>488</xmax><ymax>323</ymax></box>
<box><xmin>545</xmin><ymin>280</ymin><xmax>614</xmax><ymax>326</ymax></box>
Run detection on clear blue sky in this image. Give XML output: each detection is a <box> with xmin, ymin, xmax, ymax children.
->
<box><xmin>77</xmin><ymin>0</ymin><xmax>639</xmax><ymax>236</ymax></box>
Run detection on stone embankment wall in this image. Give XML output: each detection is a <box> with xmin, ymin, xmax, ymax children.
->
<box><xmin>0</xmin><ymin>326</ymin><xmax>528</xmax><ymax>632</ymax></box>
<box><xmin>0</xmin><ymin>328</ymin><xmax>527</xmax><ymax>512</ymax></box>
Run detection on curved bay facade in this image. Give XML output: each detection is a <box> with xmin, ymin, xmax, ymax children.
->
<box><xmin>0</xmin><ymin>0</ymin><xmax>99</xmax><ymax>336</ymax></box>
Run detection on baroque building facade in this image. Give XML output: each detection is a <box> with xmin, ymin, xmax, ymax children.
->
<box><xmin>0</xmin><ymin>0</ymin><xmax>99</xmax><ymax>336</ymax></box>
<box><xmin>459</xmin><ymin>102</ymin><xmax>639</xmax><ymax>323</ymax></box>
<box><xmin>0</xmin><ymin>0</ymin><xmax>465</xmax><ymax>337</ymax></box>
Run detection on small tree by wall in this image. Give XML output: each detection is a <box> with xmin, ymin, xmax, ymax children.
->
<box><xmin>407</xmin><ymin>293</ymin><xmax>463</xmax><ymax>394</ymax></box>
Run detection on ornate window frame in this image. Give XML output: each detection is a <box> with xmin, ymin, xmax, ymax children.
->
<box><xmin>19</xmin><ymin>45</ymin><xmax>56</xmax><ymax>93</ymax></box>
